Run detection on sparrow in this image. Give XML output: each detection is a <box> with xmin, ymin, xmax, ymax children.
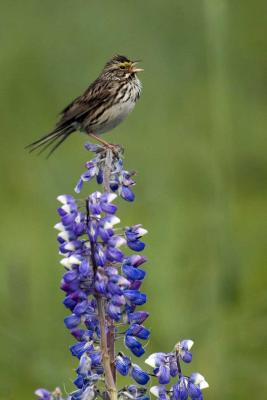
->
<box><xmin>26</xmin><ymin>55</ymin><xmax>143</xmax><ymax>156</ymax></box>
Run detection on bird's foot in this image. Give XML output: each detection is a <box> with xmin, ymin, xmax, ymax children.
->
<box><xmin>105</xmin><ymin>143</ymin><xmax>122</xmax><ymax>154</ymax></box>
<box><xmin>89</xmin><ymin>134</ymin><xmax>123</xmax><ymax>155</ymax></box>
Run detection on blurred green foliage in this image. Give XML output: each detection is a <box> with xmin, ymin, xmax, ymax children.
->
<box><xmin>1</xmin><ymin>1</ymin><xmax>267</xmax><ymax>399</ymax></box>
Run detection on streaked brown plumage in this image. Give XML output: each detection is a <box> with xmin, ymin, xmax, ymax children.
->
<box><xmin>26</xmin><ymin>55</ymin><xmax>143</xmax><ymax>156</ymax></box>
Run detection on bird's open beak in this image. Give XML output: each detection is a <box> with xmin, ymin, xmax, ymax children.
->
<box><xmin>131</xmin><ymin>61</ymin><xmax>144</xmax><ymax>73</ymax></box>
<box><xmin>132</xmin><ymin>67</ymin><xmax>144</xmax><ymax>73</ymax></box>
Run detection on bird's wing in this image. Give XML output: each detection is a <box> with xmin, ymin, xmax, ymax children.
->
<box><xmin>57</xmin><ymin>80</ymin><xmax>114</xmax><ymax>129</ymax></box>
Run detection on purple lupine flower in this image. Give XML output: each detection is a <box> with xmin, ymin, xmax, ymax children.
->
<box><xmin>170</xmin><ymin>373</ymin><xmax>208</xmax><ymax>400</ymax></box>
<box><xmin>71</xmin><ymin>328</ymin><xmax>93</xmax><ymax>341</ymax></box>
<box><xmin>128</xmin><ymin>310</ymin><xmax>149</xmax><ymax>324</ymax></box>
<box><xmin>189</xmin><ymin>373</ymin><xmax>209</xmax><ymax>392</ymax></box>
<box><xmin>119</xmin><ymin>385</ymin><xmax>149</xmax><ymax>400</ymax></box>
<box><xmin>107</xmin><ymin>303</ymin><xmax>121</xmax><ymax>321</ymax></box>
<box><xmin>69</xmin><ymin>384</ymin><xmax>95</xmax><ymax>400</ymax></box>
<box><xmin>125</xmin><ymin>225</ymin><xmax>147</xmax><ymax>251</ymax></box>
<box><xmin>145</xmin><ymin>352</ymin><xmax>178</xmax><ymax>384</ymax></box>
<box><xmin>157</xmin><ymin>365</ymin><xmax>171</xmax><ymax>385</ymax></box>
<box><xmin>115</xmin><ymin>353</ymin><xmax>131</xmax><ymax>376</ymax></box>
<box><xmin>123</xmin><ymin>289</ymin><xmax>147</xmax><ymax>305</ymax></box>
<box><xmin>35</xmin><ymin>388</ymin><xmax>63</xmax><ymax>400</ymax></box>
<box><xmin>64</xmin><ymin>314</ymin><xmax>81</xmax><ymax>329</ymax></box>
<box><xmin>35</xmin><ymin>389</ymin><xmax>52</xmax><ymax>400</ymax></box>
<box><xmin>176</xmin><ymin>339</ymin><xmax>194</xmax><ymax>363</ymax></box>
<box><xmin>131</xmin><ymin>364</ymin><xmax>150</xmax><ymax>385</ymax></box>
<box><xmin>145</xmin><ymin>352</ymin><xmax>167</xmax><ymax>368</ymax></box>
<box><xmin>126</xmin><ymin>254</ymin><xmax>147</xmax><ymax>266</ymax></box>
<box><xmin>75</xmin><ymin>144</ymin><xmax>136</xmax><ymax>201</ymax></box>
<box><xmin>125</xmin><ymin>335</ymin><xmax>145</xmax><ymax>357</ymax></box>
<box><xmin>122</xmin><ymin>263</ymin><xmax>146</xmax><ymax>280</ymax></box>
<box><xmin>120</xmin><ymin>185</ymin><xmax>135</xmax><ymax>201</ymax></box>
<box><xmin>35</xmin><ymin>144</ymin><xmax>208</xmax><ymax>400</ymax></box>
<box><xmin>125</xmin><ymin>324</ymin><xmax>150</xmax><ymax>340</ymax></box>
<box><xmin>73</xmin><ymin>375</ymin><xmax>84</xmax><ymax>389</ymax></box>
<box><xmin>172</xmin><ymin>376</ymin><xmax>189</xmax><ymax>400</ymax></box>
<box><xmin>70</xmin><ymin>341</ymin><xmax>94</xmax><ymax>358</ymax></box>
<box><xmin>150</xmin><ymin>386</ymin><xmax>169</xmax><ymax>400</ymax></box>
<box><xmin>54</xmin><ymin>179</ymin><xmax>150</xmax><ymax>396</ymax></box>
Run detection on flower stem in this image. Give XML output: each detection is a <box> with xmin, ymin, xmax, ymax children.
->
<box><xmin>96</xmin><ymin>296</ymin><xmax>117</xmax><ymax>400</ymax></box>
<box><xmin>103</xmin><ymin>148</ymin><xmax>117</xmax><ymax>385</ymax></box>
<box><xmin>107</xmin><ymin>317</ymin><xmax>116</xmax><ymax>383</ymax></box>
<box><xmin>103</xmin><ymin>149</ymin><xmax>113</xmax><ymax>192</ymax></box>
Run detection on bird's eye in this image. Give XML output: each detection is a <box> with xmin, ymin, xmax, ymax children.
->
<box><xmin>120</xmin><ymin>64</ymin><xmax>126</xmax><ymax>69</ymax></box>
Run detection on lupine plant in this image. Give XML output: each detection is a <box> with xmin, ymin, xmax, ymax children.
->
<box><xmin>35</xmin><ymin>144</ymin><xmax>208</xmax><ymax>400</ymax></box>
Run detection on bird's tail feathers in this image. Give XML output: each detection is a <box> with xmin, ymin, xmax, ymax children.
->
<box><xmin>26</xmin><ymin>126</ymin><xmax>75</xmax><ymax>158</ymax></box>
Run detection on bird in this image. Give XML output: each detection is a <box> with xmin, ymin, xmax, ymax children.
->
<box><xmin>26</xmin><ymin>55</ymin><xmax>143</xmax><ymax>157</ymax></box>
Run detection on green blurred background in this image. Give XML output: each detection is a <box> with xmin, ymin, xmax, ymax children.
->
<box><xmin>1</xmin><ymin>0</ymin><xmax>267</xmax><ymax>398</ymax></box>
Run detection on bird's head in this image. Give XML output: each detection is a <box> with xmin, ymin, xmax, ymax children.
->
<box><xmin>102</xmin><ymin>55</ymin><xmax>143</xmax><ymax>80</ymax></box>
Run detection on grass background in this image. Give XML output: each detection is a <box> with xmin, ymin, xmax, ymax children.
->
<box><xmin>0</xmin><ymin>1</ymin><xmax>267</xmax><ymax>398</ymax></box>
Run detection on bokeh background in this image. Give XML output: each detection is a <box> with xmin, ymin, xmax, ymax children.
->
<box><xmin>1</xmin><ymin>1</ymin><xmax>267</xmax><ymax>399</ymax></box>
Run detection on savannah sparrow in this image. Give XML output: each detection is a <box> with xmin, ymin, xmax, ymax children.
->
<box><xmin>27</xmin><ymin>55</ymin><xmax>143</xmax><ymax>156</ymax></box>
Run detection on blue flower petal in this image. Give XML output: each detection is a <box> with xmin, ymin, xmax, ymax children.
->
<box><xmin>35</xmin><ymin>389</ymin><xmax>52</xmax><ymax>400</ymax></box>
<box><xmin>124</xmin><ymin>290</ymin><xmax>147</xmax><ymax>305</ymax></box>
<box><xmin>125</xmin><ymin>255</ymin><xmax>147</xmax><ymax>266</ymax></box>
<box><xmin>64</xmin><ymin>314</ymin><xmax>81</xmax><ymax>329</ymax></box>
<box><xmin>73</xmin><ymin>375</ymin><xmax>84</xmax><ymax>389</ymax></box>
<box><xmin>181</xmin><ymin>351</ymin><xmax>192</xmax><ymax>363</ymax></box>
<box><xmin>106</xmin><ymin>247</ymin><xmax>124</xmax><ymax>262</ymax></box>
<box><xmin>188</xmin><ymin>383</ymin><xmax>202</xmax><ymax>399</ymax></box>
<box><xmin>74</xmin><ymin>178</ymin><xmax>84</xmax><ymax>194</ymax></box>
<box><xmin>131</xmin><ymin>364</ymin><xmax>150</xmax><ymax>385</ymax></box>
<box><xmin>121</xmin><ymin>186</ymin><xmax>135</xmax><ymax>202</ymax></box>
<box><xmin>127</xmin><ymin>240</ymin><xmax>145</xmax><ymax>252</ymax></box>
<box><xmin>107</xmin><ymin>303</ymin><xmax>121</xmax><ymax>321</ymax></box>
<box><xmin>123</xmin><ymin>264</ymin><xmax>146</xmax><ymax>280</ymax></box>
<box><xmin>76</xmin><ymin>353</ymin><xmax>92</xmax><ymax>376</ymax></box>
<box><xmin>125</xmin><ymin>335</ymin><xmax>145</xmax><ymax>357</ymax></box>
<box><xmin>73</xmin><ymin>300</ymin><xmax>88</xmax><ymax>316</ymax></box>
<box><xmin>115</xmin><ymin>353</ymin><xmax>131</xmax><ymax>376</ymax></box>
<box><xmin>128</xmin><ymin>311</ymin><xmax>149</xmax><ymax>324</ymax></box>
<box><xmin>126</xmin><ymin>324</ymin><xmax>150</xmax><ymax>340</ymax></box>
<box><xmin>70</xmin><ymin>341</ymin><xmax>93</xmax><ymax>358</ymax></box>
<box><xmin>157</xmin><ymin>365</ymin><xmax>170</xmax><ymax>384</ymax></box>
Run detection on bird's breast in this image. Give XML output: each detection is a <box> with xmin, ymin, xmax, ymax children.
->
<box><xmin>89</xmin><ymin>98</ymin><xmax>137</xmax><ymax>135</ymax></box>
<box><xmin>85</xmin><ymin>77</ymin><xmax>141</xmax><ymax>135</ymax></box>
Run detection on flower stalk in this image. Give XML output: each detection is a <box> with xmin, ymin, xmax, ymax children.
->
<box><xmin>97</xmin><ymin>297</ymin><xmax>117</xmax><ymax>400</ymax></box>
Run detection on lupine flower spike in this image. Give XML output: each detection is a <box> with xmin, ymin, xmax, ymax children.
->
<box><xmin>36</xmin><ymin>144</ymin><xmax>208</xmax><ymax>400</ymax></box>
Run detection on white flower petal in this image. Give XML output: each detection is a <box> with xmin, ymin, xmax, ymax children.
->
<box><xmin>54</xmin><ymin>222</ymin><xmax>65</xmax><ymax>231</ymax></box>
<box><xmin>138</xmin><ymin>228</ymin><xmax>148</xmax><ymax>236</ymax></box>
<box><xmin>68</xmin><ymin>255</ymin><xmax>82</xmax><ymax>265</ymax></box>
<box><xmin>199</xmin><ymin>380</ymin><xmax>209</xmax><ymax>390</ymax></box>
<box><xmin>114</xmin><ymin>237</ymin><xmax>126</xmax><ymax>248</ymax></box>
<box><xmin>145</xmin><ymin>354</ymin><xmax>157</xmax><ymax>368</ymax></box>
<box><xmin>60</xmin><ymin>258</ymin><xmax>72</xmax><ymax>268</ymax></box>
<box><xmin>184</xmin><ymin>339</ymin><xmax>194</xmax><ymax>350</ymax></box>
<box><xmin>106</xmin><ymin>193</ymin><xmax>117</xmax><ymax>202</ymax></box>
<box><xmin>150</xmin><ymin>387</ymin><xmax>169</xmax><ymax>399</ymax></box>
<box><xmin>150</xmin><ymin>386</ymin><xmax>160</xmax><ymax>398</ymax></box>
<box><xmin>58</xmin><ymin>231</ymin><xmax>70</xmax><ymax>241</ymax></box>
<box><xmin>190</xmin><ymin>373</ymin><xmax>209</xmax><ymax>390</ymax></box>
<box><xmin>65</xmin><ymin>242</ymin><xmax>76</xmax><ymax>251</ymax></box>
<box><xmin>103</xmin><ymin>216</ymin><xmax>120</xmax><ymax>229</ymax></box>
<box><xmin>57</xmin><ymin>195</ymin><xmax>69</xmax><ymax>204</ymax></box>
<box><xmin>62</xmin><ymin>204</ymin><xmax>72</xmax><ymax>214</ymax></box>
